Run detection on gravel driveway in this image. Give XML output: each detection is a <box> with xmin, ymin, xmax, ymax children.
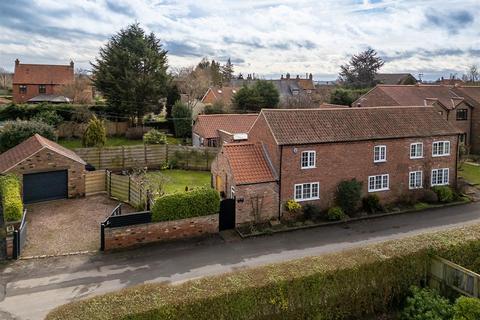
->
<box><xmin>22</xmin><ymin>195</ymin><xmax>134</xmax><ymax>257</ymax></box>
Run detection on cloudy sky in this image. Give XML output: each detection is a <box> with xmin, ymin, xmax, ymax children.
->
<box><xmin>0</xmin><ymin>0</ymin><xmax>479</xmax><ymax>81</ymax></box>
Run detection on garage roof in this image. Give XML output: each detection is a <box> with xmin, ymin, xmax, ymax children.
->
<box><xmin>0</xmin><ymin>134</ymin><xmax>86</xmax><ymax>173</ymax></box>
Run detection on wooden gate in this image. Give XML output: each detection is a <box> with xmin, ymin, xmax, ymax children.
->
<box><xmin>219</xmin><ymin>199</ymin><xmax>236</xmax><ymax>231</ymax></box>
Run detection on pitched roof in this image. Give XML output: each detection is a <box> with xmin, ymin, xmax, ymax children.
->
<box><xmin>223</xmin><ymin>143</ymin><xmax>276</xmax><ymax>184</ymax></box>
<box><xmin>229</xmin><ymin>78</ymin><xmax>315</xmax><ymax>97</ymax></box>
<box><xmin>452</xmin><ymin>86</ymin><xmax>480</xmax><ymax>108</ymax></box>
<box><xmin>260</xmin><ymin>106</ymin><xmax>461</xmax><ymax>146</ymax></box>
<box><xmin>355</xmin><ymin>85</ymin><xmax>462</xmax><ymax>109</ymax></box>
<box><xmin>201</xmin><ymin>86</ymin><xmax>239</xmax><ymax>105</ymax></box>
<box><xmin>319</xmin><ymin>103</ymin><xmax>350</xmax><ymax>108</ymax></box>
<box><xmin>28</xmin><ymin>94</ymin><xmax>71</xmax><ymax>103</ymax></box>
<box><xmin>13</xmin><ymin>62</ymin><xmax>74</xmax><ymax>85</ymax></box>
<box><xmin>375</xmin><ymin>73</ymin><xmax>416</xmax><ymax>85</ymax></box>
<box><xmin>0</xmin><ymin>134</ymin><xmax>86</xmax><ymax>173</ymax></box>
<box><xmin>193</xmin><ymin>114</ymin><xmax>258</xmax><ymax>139</ymax></box>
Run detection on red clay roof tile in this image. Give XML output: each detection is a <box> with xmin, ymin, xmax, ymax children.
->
<box><xmin>193</xmin><ymin>114</ymin><xmax>258</xmax><ymax>139</ymax></box>
<box><xmin>13</xmin><ymin>63</ymin><xmax>74</xmax><ymax>85</ymax></box>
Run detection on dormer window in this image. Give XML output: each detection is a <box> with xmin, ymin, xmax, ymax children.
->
<box><xmin>456</xmin><ymin>109</ymin><xmax>468</xmax><ymax>121</ymax></box>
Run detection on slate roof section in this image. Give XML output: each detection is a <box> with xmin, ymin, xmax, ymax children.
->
<box><xmin>13</xmin><ymin>62</ymin><xmax>74</xmax><ymax>85</ymax></box>
<box><xmin>0</xmin><ymin>134</ymin><xmax>86</xmax><ymax>173</ymax></box>
<box><xmin>375</xmin><ymin>73</ymin><xmax>417</xmax><ymax>85</ymax></box>
<box><xmin>354</xmin><ymin>85</ymin><xmax>461</xmax><ymax>109</ymax></box>
<box><xmin>261</xmin><ymin>106</ymin><xmax>462</xmax><ymax>146</ymax></box>
<box><xmin>223</xmin><ymin>143</ymin><xmax>276</xmax><ymax>184</ymax></box>
<box><xmin>193</xmin><ymin>114</ymin><xmax>258</xmax><ymax>139</ymax></box>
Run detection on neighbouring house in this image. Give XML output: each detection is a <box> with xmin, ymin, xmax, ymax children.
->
<box><xmin>12</xmin><ymin>59</ymin><xmax>74</xmax><ymax>104</ymax></box>
<box><xmin>212</xmin><ymin>107</ymin><xmax>460</xmax><ymax>226</ymax></box>
<box><xmin>0</xmin><ymin>134</ymin><xmax>86</xmax><ymax>203</ymax></box>
<box><xmin>353</xmin><ymin>84</ymin><xmax>480</xmax><ymax>152</ymax></box>
<box><xmin>201</xmin><ymin>86</ymin><xmax>240</xmax><ymax>110</ymax></box>
<box><xmin>192</xmin><ymin>114</ymin><xmax>258</xmax><ymax>147</ymax></box>
<box><xmin>375</xmin><ymin>73</ymin><xmax>417</xmax><ymax>85</ymax></box>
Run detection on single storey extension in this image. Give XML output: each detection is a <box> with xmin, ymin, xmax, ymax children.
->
<box><xmin>212</xmin><ymin>106</ymin><xmax>461</xmax><ymax>226</ymax></box>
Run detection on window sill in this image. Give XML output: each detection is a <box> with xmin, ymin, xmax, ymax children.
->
<box><xmin>373</xmin><ymin>160</ymin><xmax>387</xmax><ymax>163</ymax></box>
<box><xmin>431</xmin><ymin>183</ymin><xmax>449</xmax><ymax>187</ymax></box>
<box><xmin>432</xmin><ymin>154</ymin><xmax>450</xmax><ymax>157</ymax></box>
<box><xmin>301</xmin><ymin>166</ymin><xmax>316</xmax><ymax>170</ymax></box>
<box><xmin>295</xmin><ymin>197</ymin><xmax>320</xmax><ymax>202</ymax></box>
<box><xmin>409</xmin><ymin>186</ymin><xmax>423</xmax><ymax>190</ymax></box>
<box><xmin>368</xmin><ymin>188</ymin><xmax>389</xmax><ymax>193</ymax></box>
<box><xmin>410</xmin><ymin>156</ymin><xmax>424</xmax><ymax>160</ymax></box>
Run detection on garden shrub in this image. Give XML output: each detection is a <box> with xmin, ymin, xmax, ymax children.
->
<box><xmin>0</xmin><ymin>103</ymin><xmax>79</xmax><ymax>122</ymax></box>
<box><xmin>285</xmin><ymin>199</ymin><xmax>301</xmax><ymax>213</ymax></box>
<box><xmin>327</xmin><ymin>206</ymin><xmax>346</xmax><ymax>221</ymax></box>
<box><xmin>335</xmin><ymin>179</ymin><xmax>362</xmax><ymax>214</ymax></box>
<box><xmin>143</xmin><ymin>129</ymin><xmax>167</xmax><ymax>145</ymax></box>
<box><xmin>47</xmin><ymin>225</ymin><xmax>480</xmax><ymax>320</ymax></box>
<box><xmin>400</xmin><ymin>286</ymin><xmax>453</xmax><ymax>320</ymax></box>
<box><xmin>0</xmin><ymin>120</ymin><xmax>57</xmax><ymax>152</ymax></box>
<box><xmin>32</xmin><ymin>110</ymin><xmax>63</xmax><ymax>127</ymax></box>
<box><xmin>151</xmin><ymin>187</ymin><xmax>220</xmax><ymax>222</ymax></box>
<box><xmin>432</xmin><ymin>186</ymin><xmax>454</xmax><ymax>203</ymax></box>
<box><xmin>0</xmin><ymin>174</ymin><xmax>23</xmax><ymax>222</ymax></box>
<box><xmin>362</xmin><ymin>194</ymin><xmax>382</xmax><ymax>214</ymax></box>
<box><xmin>303</xmin><ymin>204</ymin><xmax>322</xmax><ymax>220</ymax></box>
<box><xmin>422</xmin><ymin>189</ymin><xmax>439</xmax><ymax>204</ymax></box>
<box><xmin>82</xmin><ymin>115</ymin><xmax>106</xmax><ymax>147</ymax></box>
<box><xmin>172</xmin><ymin>101</ymin><xmax>192</xmax><ymax>138</ymax></box>
<box><xmin>453</xmin><ymin>296</ymin><xmax>480</xmax><ymax>320</ymax></box>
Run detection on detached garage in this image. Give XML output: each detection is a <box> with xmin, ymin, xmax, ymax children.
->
<box><xmin>0</xmin><ymin>134</ymin><xmax>86</xmax><ymax>203</ymax></box>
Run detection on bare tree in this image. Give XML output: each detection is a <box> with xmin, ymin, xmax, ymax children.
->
<box><xmin>467</xmin><ymin>64</ymin><xmax>479</xmax><ymax>84</ymax></box>
<box><xmin>56</xmin><ymin>75</ymin><xmax>94</xmax><ymax>104</ymax></box>
<box><xmin>0</xmin><ymin>67</ymin><xmax>13</xmax><ymax>90</ymax></box>
<box><xmin>173</xmin><ymin>66</ymin><xmax>211</xmax><ymax>111</ymax></box>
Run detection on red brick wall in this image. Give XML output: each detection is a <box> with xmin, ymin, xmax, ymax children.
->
<box><xmin>211</xmin><ymin>147</ymin><xmax>235</xmax><ymax>196</ymax></box>
<box><xmin>432</xmin><ymin>103</ymin><xmax>471</xmax><ymax>146</ymax></box>
<box><xmin>13</xmin><ymin>84</ymin><xmax>59</xmax><ymax>103</ymax></box>
<box><xmin>235</xmin><ymin>182</ymin><xmax>279</xmax><ymax>225</ymax></box>
<box><xmin>279</xmin><ymin>135</ymin><xmax>458</xmax><ymax>211</ymax></box>
<box><xmin>248</xmin><ymin>113</ymin><xmax>281</xmax><ymax>173</ymax></box>
<box><xmin>471</xmin><ymin>106</ymin><xmax>480</xmax><ymax>153</ymax></box>
<box><xmin>202</xmin><ymin>89</ymin><xmax>216</xmax><ymax>104</ymax></box>
<box><xmin>103</xmin><ymin>214</ymin><xmax>219</xmax><ymax>251</ymax></box>
<box><xmin>7</xmin><ymin>148</ymin><xmax>86</xmax><ymax>198</ymax></box>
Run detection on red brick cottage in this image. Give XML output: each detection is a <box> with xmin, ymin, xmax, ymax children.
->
<box><xmin>211</xmin><ymin>106</ymin><xmax>461</xmax><ymax>226</ymax></box>
<box><xmin>12</xmin><ymin>59</ymin><xmax>75</xmax><ymax>103</ymax></box>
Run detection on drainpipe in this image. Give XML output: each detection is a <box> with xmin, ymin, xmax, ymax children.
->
<box><xmin>278</xmin><ymin>146</ymin><xmax>283</xmax><ymax>220</ymax></box>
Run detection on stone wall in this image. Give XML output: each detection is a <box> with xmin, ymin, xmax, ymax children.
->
<box><xmin>103</xmin><ymin>214</ymin><xmax>219</xmax><ymax>251</ymax></box>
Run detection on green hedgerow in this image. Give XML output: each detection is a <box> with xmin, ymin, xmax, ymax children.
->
<box><xmin>432</xmin><ymin>186</ymin><xmax>454</xmax><ymax>203</ymax></box>
<box><xmin>151</xmin><ymin>187</ymin><xmax>220</xmax><ymax>222</ymax></box>
<box><xmin>401</xmin><ymin>286</ymin><xmax>453</xmax><ymax>320</ymax></box>
<box><xmin>0</xmin><ymin>120</ymin><xmax>57</xmax><ymax>152</ymax></box>
<box><xmin>0</xmin><ymin>174</ymin><xmax>23</xmax><ymax>222</ymax></box>
<box><xmin>327</xmin><ymin>206</ymin><xmax>346</xmax><ymax>221</ymax></box>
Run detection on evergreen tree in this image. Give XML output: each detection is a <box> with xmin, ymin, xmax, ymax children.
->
<box><xmin>91</xmin><ymin>24</ymin><xmax>169</xmax><ymax>125</ymax></box>
<box><xmin>172</xmin><ymin>101</ymin><xmax>192</xmax><ymax>138</ymax></box>
<box><xmin>255</xmin><ymin>80</ymin><xmax>279</xmax><ymax>108</ymax></box>
<box><xmin>165</xmin><ymin>82</ymin><xmax>180</xmax><ymax>119</ymax></box>
<box><xmin>82</xmin><ymin>115</ymin><xmax>107</xmax><ymax>147</ymax></box>
<box><xmin>233</xmin><ymin>81</ymin><xmax>280</xmax><ymax>112</ymax></box>
<box><xmin>221</xmin><ymin>58</ymin><xmax>234</xmax><ymax>83</ymax></box>
<box><xmin>339</xmin><ymin>49</ymin><xmax>384</xmax><ymax>89</ymax></box>
<box><xmin>210</xmin><ymin>60</ymin><xmax>222</xmax><ymax>86</ymax></box>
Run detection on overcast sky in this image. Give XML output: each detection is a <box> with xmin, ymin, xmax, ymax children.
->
<box><xmin>0</xmin><ymin>0</ymin><xmax>479</xmax><ymax>81</ymax></box>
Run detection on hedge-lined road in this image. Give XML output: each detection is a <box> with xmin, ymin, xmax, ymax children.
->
<box><xmin>2</xmin><ymin>203</ymin><xmax>480</xmax><ymax>320</ymax></box>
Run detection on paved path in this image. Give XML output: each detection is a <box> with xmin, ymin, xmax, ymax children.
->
<box><xmin>2</xmin><ymin>203</ymin><xmax>480</xmax><ymax>320</ymax></box>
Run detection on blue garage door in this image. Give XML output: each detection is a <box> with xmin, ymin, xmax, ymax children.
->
<box><xmin>23</xmin><ymin>170</ymin><xmax>68</xmax><ymax>204</ymax></box>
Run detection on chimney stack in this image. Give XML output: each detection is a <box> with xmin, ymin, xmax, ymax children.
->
<box><xmin>281</xmin><ymin>74</ymin><xmax>284</xmax><ymax>80</ymax></box>
<box><xmin>286</xmin><ymin>73</ymin><xmax>290</xmax><ymax>80</ymax></box>
<box><xmin>296</xmin><ymin>74</ymin><xmax>300</xmax><ymax>79</ymax></box>
<box><xmin>309</xmin><ymin>73</ymin><xmax>313</xmax><ymax>80</ymax></box>
<box><xmin>15</xmin><ymin>58</ymin><xmax>20</xmax><ymax>66</ymax></box>
<box><xmin>70</xmin><ymin>60</ymin><xmax>74</xmax><ymax>68</ymax></box>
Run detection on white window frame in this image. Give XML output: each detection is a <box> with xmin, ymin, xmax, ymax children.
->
<box><xmin>230</xmin><ymin>186</ymin><xmax>235</xmax><ymax>198</ymax></box>
<box><xmin>294</xmin><ymin>182</ymin><xmax>320</xmax><ymax>201</ymax></box>
<box><xmin>301</xmin><ymin>151</ymin><xmax>316</xmax><ymax>169</ymax></box>
<box><xmin>368</xmin><ymin>174</ymin><xmax>389</xmax><ymax>192</ymax></box>
<box><xmin>374</xmin><ymin>145</ymin><xmax>387</xmax><ymax>163</ymax></box>
<box><xmin>432</xmin><ymin>141</ymin><xmax>451</xmax><ymax>157</ymax></box>
<box><xmin>410</xmin><ymin>142</ymin><xmax>423</xmax><ymax>159</ymax></box>
<box><xmin>409</xmin><ymin>171</ymin><xmax>423</xmax><ymax>189</ymax></box>
<box><xmin>431</xmin><ymin>168</ymin><xmax>449</xmax><ymax>186</ymax></box>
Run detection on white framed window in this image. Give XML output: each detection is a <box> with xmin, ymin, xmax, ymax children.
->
<box><xmin>301</xmin><ymin>151</ymin><xmax>316</xmax><ymax>169</ymax></box>
<box><xmin>409</xmin><ymin>171</ymin><xmax>423</xmax><ymax>189</ymax></box>
<box><xmin>294</xmin><ymin>182</ymin><xmax>320</xmax><ymax>201</ymax></box>
<box><xmin>374</xmin><ymin>145</ymin><xmax>387</xmax><ymax>163</ymax></box>
<box><xmin>431</xmin><ymin>168</ymin><xmax>449</xmax><ymax>186</ymax></box>
<box><xmin>432</xmin><ymin>141</ymin><xmax>450</xmax><ymax>157</ymax></box>
<box><xmin>368</xmin><ymin>174</ymin><xmax>389</xmax><ymax>192</ymax></box>
<box><xmin>410</xmin><ymin>142</ymin><xmax>423</xmax><ymax>159</ymax></box>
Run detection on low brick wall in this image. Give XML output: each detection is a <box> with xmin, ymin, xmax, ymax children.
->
<box><xmin>104</xmin><ymin>214</ymin><xmax>219</xmax><ymax>251</ymax></box>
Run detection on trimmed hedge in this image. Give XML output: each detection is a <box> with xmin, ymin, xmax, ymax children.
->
<box><xmin>151</xmin><ymin>187</ymin><xmax>220</xmax><ymax>222</ymax></box>
<box><xmin>0</xmin><ymin>174</ymin><xmax>23</xmax><ymax>222</ymax></box>
<box><xmin>46</xmin><ymin>224</ymin><xmax>480</xmax><ymax>320</ymax></box>
<box><xmin>0</xmin><ymin>120</ymin><xmax>57</xmax><ymax>152</ymax></box>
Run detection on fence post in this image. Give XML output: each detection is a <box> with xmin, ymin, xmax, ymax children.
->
<box><xmin>100</xmin><ymin>223</ymin><xmax>105</xmax><ymax>251</ymax></box>
<box><xmin>128</xmin><ymin>176</ymin><xmax>131</xmax><ymax>203</ymax></box>
<box><xmin>108</xmin><ymin>170</ymin><xmax>112</xmax><ymax>197</ymax></box>
<box><xmin>122</xmin><ymin>146</ymin><xmax>125</xmax><ymax>169</ymax></box>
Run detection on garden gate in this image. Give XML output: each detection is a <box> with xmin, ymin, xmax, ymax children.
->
<box><xmin>219</xmin><ymin>199</ymin><xmax>235</xmax><ymax>230</ymax></box>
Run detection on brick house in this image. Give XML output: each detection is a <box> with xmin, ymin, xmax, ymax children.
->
<box><xmin>192</xmin><ymin>114</ymin><xmax>258</xmax><ymax>147</ymax></box>
<box><xmin>12</xmin><ymin>59</ymin><xmax>74</xmax><ymax>103</ymax></box>
<box><xmin>353</xmin><ymin>85</ymin><xmax>480</xmax><ymax>152</ymax></box>
<box><xmin>201</xmin><ymin>86</ymin><xmax>240</xmax><ymax>110</ymax></box>
<box><xmin>0</xmin><ymin>134</ymin><xmax>86</xmax><ymax>203</ymax></box>
<box><xmin>212</xmin><ymin>107</ymin><xmax>460</xmax><ymax>226</ymax></box>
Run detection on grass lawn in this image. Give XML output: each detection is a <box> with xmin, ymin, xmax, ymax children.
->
<box><xmin>146</xmin><ymin>169</ymin><xmax>211</xmax><ymax>194</ymax></box>
<box><xmin>459</xmin><ymin>162</ymin><xmax>480</xmax><ymax>185</ymax></box>
<box><xmin>59</xmin><ymin>136</ymin><xmax>184</xmax><ymax>149</ymax></box>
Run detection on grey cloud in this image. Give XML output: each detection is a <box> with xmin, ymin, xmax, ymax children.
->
<box><xmin>382</xmin><ymin>48</ymin><xmax>476</xmax><ymax>63</ymax></box>
<box><xmin>105</xmin><ymin>0</ymin><xmax>134</xmax><ymax>16</ymax></box>
<box><xmin>164</xmin><ymin>40</ymin><xmax>214</xmax><ymax>57</ymax></box>
<box><xmin>424</xmin><ymin>9</ymin><xmax>474</xmax><ymax>34</ymax></box>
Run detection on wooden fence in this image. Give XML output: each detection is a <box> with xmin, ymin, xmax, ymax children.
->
<box><xmin>85</xmin><ymin>170</ymin><xmax>148</xmax><ymax>210</ymax></box>
<box><xmin>75</xmin><ymin>144</ymin><xmax>217</xmax><ymax>171</ymax></box>
<box><xmin>57</xmin><ymin>121</ymin><xmax>129</xmax><ymax>138</ymax></box>
<box><xmin>429</xmin><ymin>256</ymin><xmax>480</xmax><ymax>297</ymax></box>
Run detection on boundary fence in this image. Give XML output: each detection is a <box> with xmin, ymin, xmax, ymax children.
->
<box><xmin>75</xmin><ymin>145</ymin><xmax>217</xmax><ymax>171</ymax></box>
<box><xmin>429</xmin><ymin>255</ymin><xmax>480</xmax><ymax>297</ymax></box>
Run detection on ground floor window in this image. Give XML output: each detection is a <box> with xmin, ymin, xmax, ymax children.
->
<box><xmin>294</xmin><ymin>182</ymin><xmax>319</xmax><ymax>201</ymax></box>
<box><xmin>409</xmin><ymin>171</ymin><xmax>423</xmax><ymax>189</ymax></box>
<box><xmin>431</xmin><ymin>168</ymin><xmax>449</xmax><ymax>186</ymax></box>
<box><xmin>368</xmin><ymin>174</ymin><xmax>389</xmax><ymax>192</ymax></box>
